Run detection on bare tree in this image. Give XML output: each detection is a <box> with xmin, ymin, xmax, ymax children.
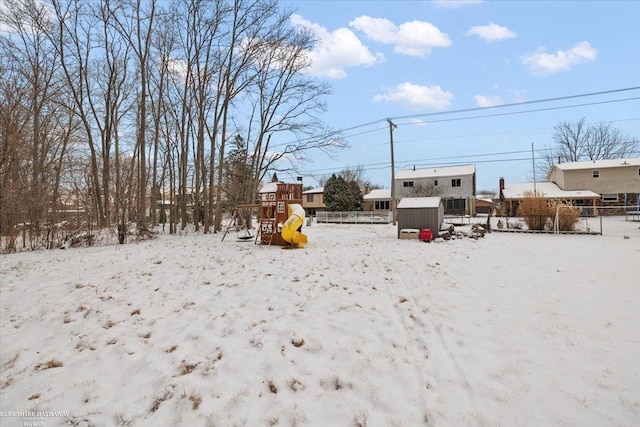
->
<box><xmin>183</xmin><ymin>0</ymin><xmax>223</xmax><ymax>232</ymax></box>
<box><xmin>1</xmin><ymin>0</ymin><xmax>75</xmax><ymax>250</ymax></box>
<box><xmin>108</xmin><ymin>0</ymin><xmax>157</xmax><ymax>227</ymax></box>
<box><xmin>42</xmin><ymin>0</ymin><xmax>110</xmax><ymax>227</ymax></box>
<box><xmin>586</xmin><ymin>121</ymin><xmax>637</xmax><ymax>160</ymax></box>
<box><xmin>539</xmin><ymin>117</ymin><xmax>639</xmax><ymax>177</ymax></box>
<box><xmin>0</xmin><ymin>61</ymin><xmax>25</xmax><ymax>251</ymax></box>
<box><xmin>2</xmin><ymin>0</ymin><xmax>340</xmax><ymax>248</ymax></box>
<box><xmin>212</xmin><ymin>0</ymin><xmax>279</xmax><ymax>232</ymax></box>
<box><xmin>241</xmin><ymin>7</ymin><xmax>344</xmax><ymax>205</ymax></box>
<box><xmin>147</xmin><ymin>8</ymin><xmax>178</xmax><ymax>229</ymax></box>
<box><xmin>337</xmin><ymin>166</ymin><xmax>371</xmax><ymax>191</ymax></box>
<box><xmin>408</xmin><ymin>183</ymin><xmax>441</xmax><ymax>197</ymax></box>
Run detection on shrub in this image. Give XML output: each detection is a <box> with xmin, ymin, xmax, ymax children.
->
<box><xmin>549</xmin><ymin>201</ymin><xmax>581</xmax><ymax>231</ymax></box>
<box><xmin>517</xmin><ymin>191</ymin><xmax>553</xmax><ymax>231</ymax></box>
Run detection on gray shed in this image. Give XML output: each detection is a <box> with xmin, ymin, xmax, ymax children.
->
<box><xmin>396</xmin><ymin>197</ymin><xmax>444</xmax><ymax>238</ymax></box>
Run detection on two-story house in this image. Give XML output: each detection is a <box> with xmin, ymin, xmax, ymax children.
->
<box><xmin>547</xmin><ymin>157</ymin><xmax>640</xmax><ymax>208</ymax></box>
<box><xmin>395</xmin><ymin>165</ymin><xmax>476</xmax><ymax>215</ymax></box>
<box><xmin>301</xmin><ymin>187</ymin><xmax>325</xmax><ymax>216</ymax></box>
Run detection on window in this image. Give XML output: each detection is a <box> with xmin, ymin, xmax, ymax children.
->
<box><xmin>592</xmin><ymin>170</ymin><xmax>599</xmax><ymax>178</ymax></box>
<box><xmin>638</xmin><ymin>168</ymin><xmax>640</xmax><ymax>176</ymax></box>
<box><xmin>403</xmin><ymin>181</ymin><xmax>414</xmax><ymax>187</ymax></box>
<box><xmin>375</xmin><ymin>200</ymin><xmax>390</xmax><ymax>210</ymax></box>
<box><xmin>445</xmin><ymin>198</ymin><xmax>466</xmax><ymax>213</ymax></box>
<box><xmin>602</xmin><ymin>194</ymin><xmax>618</xmax><ymax>202</ymax></box>
<box><xmin>434</xmin><ymin>180</ymin><xmax>438</xmax><ymax>186</ymax></box>
<box><xmin>451</xmin><ymin>178</ymin><xmax>461</xmax><ymax>187</ymax></box>
<box><xmin>306</xmin><ymin>194</ymin><xmax>314</xmax><ymax>203</ymax></box>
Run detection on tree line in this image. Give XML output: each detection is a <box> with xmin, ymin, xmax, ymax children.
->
<box><xmin>0</xmin><ymin>0</ymin><xmax>342</xmax><ymax>252</ymax></box>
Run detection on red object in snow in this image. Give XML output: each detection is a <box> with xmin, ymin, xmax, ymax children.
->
<box><xmin>420</xmin><ymin>228</ymin><xmax>433</xmax><ymax>242</ymax></box>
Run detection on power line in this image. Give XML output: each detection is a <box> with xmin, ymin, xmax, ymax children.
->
<box><xmin>321</xmin><ymin>116</ymin><xmax>640</xmax><ymax>155</ymax></box>
<box><xmin>388</xmin><ymin>86</ymin><xmax>640</xmax><ymax>121</ymax></box>
<box><xmin>268</xmin><ymin>90</ymin><xmax>640</xmax><ymax>152</ymax></box>
<box><xmin>395</xmin><ymin>116</ymin><xmax>640</xmax><ymax>145</ymax></box>
<box><xmin>270</xmin><ymin>86</ymin><xmax>640</xmax><ymax>183</ymax></box>
<box><xmin>295</xmin><ymin>142</ymin><xmax>640</xmax><ymax>179</ymax></box>
<box><xmin>300</xmin><ymin>149</ymin><xmax>537</xmax><ymax>176</ymax></box>
<box><xmin>394</xmin><ymin>97</ymin><xmax>640</xmax><ymax>127</ymax></box>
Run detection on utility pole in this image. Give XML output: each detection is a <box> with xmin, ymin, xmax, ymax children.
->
<box><xmin>532</xmin><ymin>142</ymin><xmax>537</xmax><ymax>193</ymax></box>
<box><xmin>388</xmin><ymin>119</ymin><xmax>397</xmax><ymax>225</ymax></box>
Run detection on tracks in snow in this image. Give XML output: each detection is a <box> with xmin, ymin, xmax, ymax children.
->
<box><xmin>377</xmin><ymin>255</ymin><xmax>478</xmax><ymax>423</ymax></box>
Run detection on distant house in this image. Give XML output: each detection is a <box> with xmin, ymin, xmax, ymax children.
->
<box><xmin>395</xmin><ymin>165</ymin><xmax>476</xmax><ymax>215</ymax></box>
<box><xmin>499</xmin><ymin>179</ymin><xmax>600</xmax><ymax>216</ymax></box>
<box><xmin>475</xmin><ymin>198</ymin><xmax>495</xmax><ymax>215</ymax></box>
<box><xmin>301</xmin><ymin>187</ymin><xmax>325</xmax><ymax>216</ymax></box>
<box><xmin>363</xmin><ymin>189</ymin><xmax>391</xmax><ymax>212</ymax></box>
<box><xmin>547</xmin><ymin>157</ymin><xmax>640</xmax><ymax>208</ymax></box>
<box><xmin>396</xmin><ymin>197</ymin><xmax>444</xmax><ymax>239</ymax></box>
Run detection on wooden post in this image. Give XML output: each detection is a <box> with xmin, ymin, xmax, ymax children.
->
<box><xmin>388</xmin><ymin>119</ymin><xmax>397</xmax><ymax>226</ymax></box>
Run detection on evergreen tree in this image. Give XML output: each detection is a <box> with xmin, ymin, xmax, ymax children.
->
<box><xmin>324</xmin><ymin>174</ymin><xmax>363</xmax><ymax>211</ymax></box>
<box><xmin>224</xmin><ymin>135</ymin><xmax>254</xmax><ymax>208</ymax></box>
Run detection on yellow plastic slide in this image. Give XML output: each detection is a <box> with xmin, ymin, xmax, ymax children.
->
<box><xmin>280</xmin><ymin>203</ymin><xmax>308</xmax><ymax>247</ymax></box>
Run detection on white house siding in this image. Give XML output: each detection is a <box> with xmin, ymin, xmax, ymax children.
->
<box><xmin>395</xmin><ymin>175</ymin><xmax>473</xmax><ymax>199</ymax></box>
<box><xmin>394</xmin><ymin>166</ymin><xmax>476</xmax><ymax>215</ymax></box>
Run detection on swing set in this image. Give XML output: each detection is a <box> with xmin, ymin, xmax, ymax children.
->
<box><xmin>221</xmin><ymin>204</ymin><xmax>259</xmax><ymax>242</ymax></box>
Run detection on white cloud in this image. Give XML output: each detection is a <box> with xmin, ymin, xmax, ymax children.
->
<box><xmin>0</xmin><ymin>0</ymin><xmax>52</xmax><ymax>34</ymax></box>
<box><xmin>508</xmin><ymin>89</ymin><xmax>528</xmax><ymax>103</ymax></box>
<box><xmin>432</xmin><ymin>0</ymin><xmax>483</xmax><ymax>9</ymax></box>
<box><xmin>290</xmin><ymin>14</ymin><xmax>383</xmax><ymax>79</ymax></box>
<box><xmin>409</xmin><ymin>118</ymin><xmax>430</xmax><ymax>126</ymax></box>
<box><xmin>167</xmin><ymin>58</ymin><xmax>188</xmax><ymax>77</ymax></box>
<box><xmin>373</xmin><ymin>82</ymin><xmax>453</xmax><ymax>109</ymax></box>
<box><xmin>0</xmin><ymin>3</ymin><xmax>10</xmax><ymax>33</ymax></box>
<box><xmin>474</xmin><ymin>95</ymin><xmax>503</xmax><ymax>107</ymax></box>
<box><xmin>522</xmin><ymin>41</ymin><xmax>597</xmax><ymax>76</ymax></box>
<box><xmin>467</xmin><ymin>22</ymin><xmax>516</xmax><ymax>42</ymax></box>
<box><xmin>350</xmin><ymin>16</ymin><xmax>451</xmax><ymax>57</ymax></box>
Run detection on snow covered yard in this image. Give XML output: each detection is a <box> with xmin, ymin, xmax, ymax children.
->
<box><xmin>1</xmin><ymin>217</ymin><xmax>639</xmax><ymax>427</ymax></box>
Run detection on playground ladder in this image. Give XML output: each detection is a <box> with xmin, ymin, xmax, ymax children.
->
<box><xmin>257</xmin><ymin>218</ymin><xmax>277</xmax><ymax>246</ymax></box>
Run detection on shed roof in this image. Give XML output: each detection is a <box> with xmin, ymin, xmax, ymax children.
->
<box><xmin>363</xmin><ymin>189</ymin><xmax>391</xmax><ymax>200</ymax></box>
<box><xmin>397</xmin><ymin>197</ymin><xmax>442</xmax><ymax>209</ymax></box>
<box><xmin>502</xmin><ymin>182</ymin><xmax>600</xmax><ymax>200</ymax></box>
<box><xmin>396</xmin><ymin>164</ymin><xmax>475</xmax><ymax>180</ymax></box>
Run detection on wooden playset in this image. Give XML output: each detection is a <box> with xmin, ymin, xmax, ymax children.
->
<box><xmin>257</xmin><ymin>182</ymin><xmax>304</xmax><ymax>246</ymax></box>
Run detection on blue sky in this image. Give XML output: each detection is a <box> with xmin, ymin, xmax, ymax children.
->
<box><xmin>275</xmin><ymin>0</ymin><xmax>640</xmax><ymax>192</ymax></box>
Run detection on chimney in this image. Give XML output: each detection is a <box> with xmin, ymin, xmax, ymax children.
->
<box><xmin>557</xmin><ymin>157</ymin><xmax>561</xmax><ymax>164</ymax></box>
<box><xmin>499</xmin><ymin>177</ymin><xmax>505</xmax><ymax>191</ymax></box>
<box><xmin>413</xmin><ymin>165</ymin><xmax>415</xmax><ymax>171</ymax></box>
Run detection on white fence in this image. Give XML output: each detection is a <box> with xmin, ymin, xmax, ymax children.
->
<box><xmin>315</xmin><ymin>211</ymin><xmax>392</xmax><ymax>224</ymax></box>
